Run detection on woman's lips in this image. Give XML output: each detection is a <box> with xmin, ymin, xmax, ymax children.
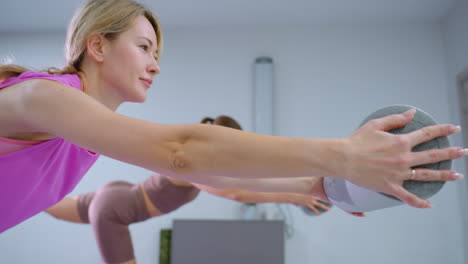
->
<box><xmin>140</xmin><ymin>78</ymin><xmax>153</xmax><ymax>88</ymax></box>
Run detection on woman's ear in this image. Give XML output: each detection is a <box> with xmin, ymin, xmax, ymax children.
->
<box><xmin>86</xmin><ymin>34</ymin><xmax>106</xmax><ymax>62</ymax></box>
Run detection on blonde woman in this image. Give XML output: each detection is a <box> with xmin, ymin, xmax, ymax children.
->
<box><xmin>0</xmin><ymin>0</ymin><xmax>465</xmax><ymax>233</ymax></box>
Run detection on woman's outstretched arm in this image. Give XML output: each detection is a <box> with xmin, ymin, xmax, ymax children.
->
<box><xmin>184</xmin><ymin>175</ymin><xmax>327</xmax><ymax>199</ymax></box>
<box><xmin>4</xmin><ymin>79</ymin><xmax>339</xmax><ymax>179</ymax></box>
<box><xmin>194</xmin><ymin>183</ymin><xmax>330</xmax><ymax>215</ymax></box>
<box><xmin>6</xmin><ymin>79</ymin><xmax>465</xmax><ymax>208</ymax></box>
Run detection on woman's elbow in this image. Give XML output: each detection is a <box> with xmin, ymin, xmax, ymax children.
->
<box><xmin>150</xmin><ymin>127</ymin><xmax>192</xmax><ymax>175</ymax></box>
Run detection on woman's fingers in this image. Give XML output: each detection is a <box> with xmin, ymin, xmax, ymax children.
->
<box><xmin>410</xmin><ymin>147</ymin><xmax>466</xmax><ymax>167</ymax></box>
<box><xmin>365</xmin><ymin>109</ymin><xmax>415</xmax><ymax>131</ymax></box>
<box><xmin>307</xmin><ymin>204</ymin><xmax>321</xmax><ymax>215</ymax></box>
<box><xmin>406</xmin><ymin>124</ymin><xmax>461</xmax><ymax>147</ymax></box>
<box><xmin>390</xmin><ymin>185</ymin><xmax>431</xmax><ymax>209</ymax></box>
<box><xmin>406</xmin><ymin>168</ymin><xmax>463</xmax><ymax>182</ymax></box>
<box><xmin>315</xmin><ymin>201</ymin><xmax>331</xmax><ymax>211</ymax></box>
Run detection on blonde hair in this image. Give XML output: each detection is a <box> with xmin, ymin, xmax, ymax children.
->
<box><xmin>0</xmin><ymin>0</ymin><xmax>163</xmax><ymax>80</ymax></box>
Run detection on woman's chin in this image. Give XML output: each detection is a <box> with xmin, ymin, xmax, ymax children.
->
<box><xmin>133</xmin><ymin>97</ymin><xmax>147</xmax><ymax>103</ymax></box>
<box><xmin>128</xmin><ymin>91</ymin><xmax>147</xmax><ymax>103</ymax></box>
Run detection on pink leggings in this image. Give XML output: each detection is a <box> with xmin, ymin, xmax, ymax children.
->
<box><xmin>77</xmin><ymin>181</ymin><xmax>150</xmax><ymax>263</ymax></box>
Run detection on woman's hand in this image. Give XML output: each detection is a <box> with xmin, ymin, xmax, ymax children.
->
<box><xmin>308</xmin><ymin>177</ymin><xmax>366</xmax><ymax>217</ymax></box>
<box><xmin>342</xmin><ymin>109</ymin><xmax>465</xmax><ymax>209</ymax></box>
<box><xmin>289</xmin><ymin>194</ymin><xmax>331</xmax><ymax>215</ymax></box>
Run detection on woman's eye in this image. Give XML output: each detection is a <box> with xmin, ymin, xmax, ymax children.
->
<box><xmin>140</xmin><ymin>45</ymin><xmax>148</xmax><ymax>51</ymax></box>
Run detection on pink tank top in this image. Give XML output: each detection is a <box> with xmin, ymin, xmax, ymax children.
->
<box><xmin>0</xmin><ymin>136</ymin><xmax>44</xmax><ymax>155</ymax></box>
<box><xmin>0</xmin><ymin>71</ymin><xmax>100</xmax><ymax>232</ymax></box>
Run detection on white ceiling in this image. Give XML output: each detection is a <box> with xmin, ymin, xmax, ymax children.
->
<box><xmin>0</xmin><ymin>0</ymin><xmax>460</xmax><ymax>32</ymax></box>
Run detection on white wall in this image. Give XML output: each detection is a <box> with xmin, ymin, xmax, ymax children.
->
<box><xmin>444</xmin><ymin>0</ymin><xmax>468</xmax><ymax>260</ymax></box>
<box><xmin>0</xmin><ymin>22</ymin><xmax>465</xmax><ymax>263</ymax></box>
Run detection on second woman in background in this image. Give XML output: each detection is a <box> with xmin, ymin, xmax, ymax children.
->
<box><xmin>46</xmin><ymin>115</ymin><xmax>331</xmax><ymax>264</ymax></box>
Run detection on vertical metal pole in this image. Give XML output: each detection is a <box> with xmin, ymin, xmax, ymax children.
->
<box><xmin>253</xmin><ymin>57</ymin><xmax>274</xmax><ymax>135</ymax></box>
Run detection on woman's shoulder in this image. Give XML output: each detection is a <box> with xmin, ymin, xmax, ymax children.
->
<box><xmin>27</xmin><ymin>71</ymin><xmax>81</xmax><ymax>90</ymax></box>
<box><xmin>0</xmin><ymin>71</ymin><xmax>81</xmax><ymax>91</ymax></box>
